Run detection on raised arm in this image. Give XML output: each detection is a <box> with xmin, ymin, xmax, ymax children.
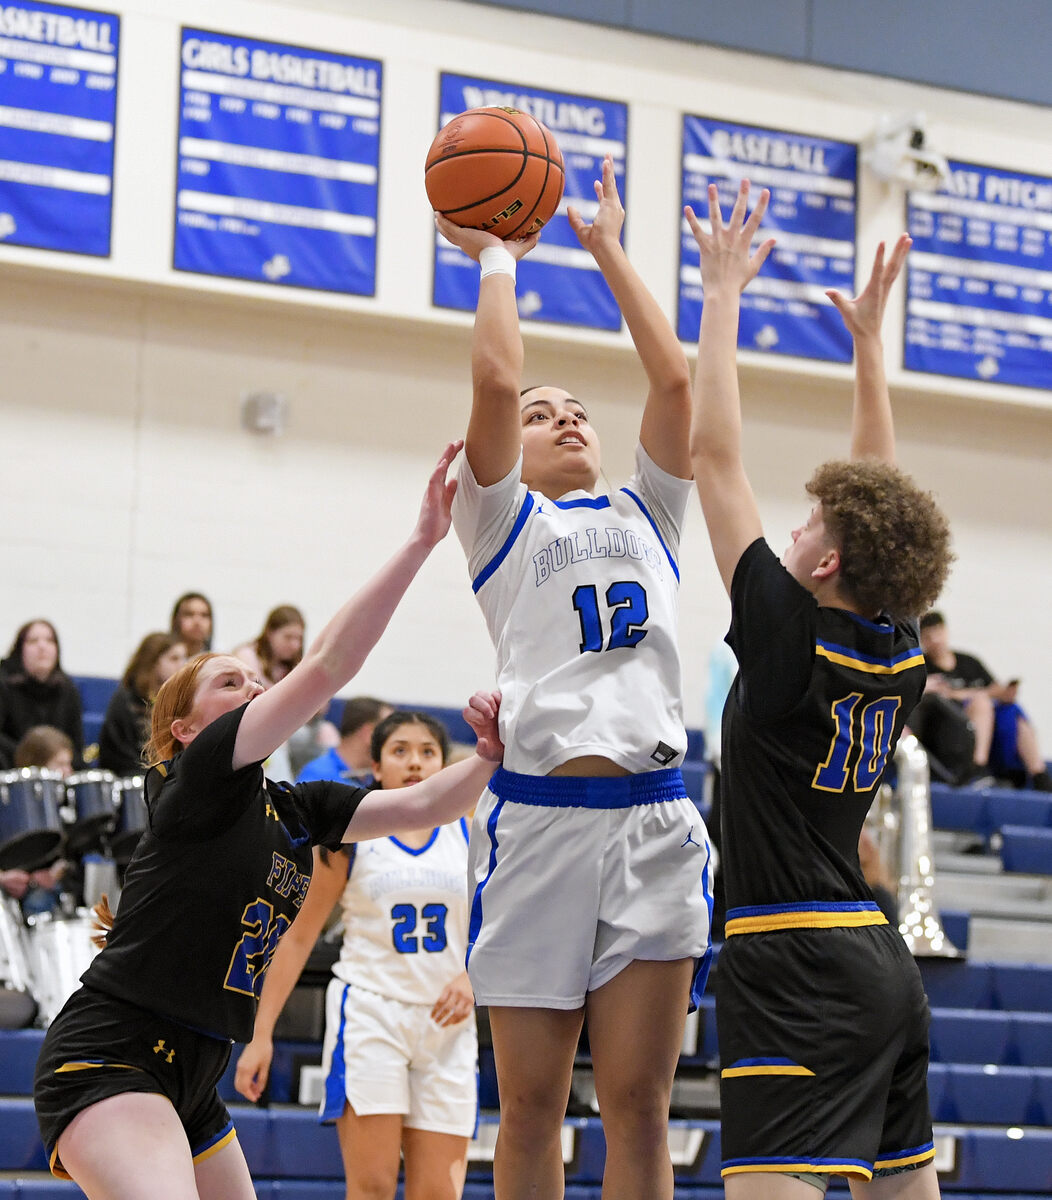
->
<box><xmin>435</xmin><ymin>216</ymin><xmax>538</xmax><ymax>486</ymax></box>
<box><xmin>231</xmin><ymin>442</ymin><xmax>460</xmax><ymax>769</ymax></box>
<box><xmin>685</xmin><ymin>181</ymin><xmax>775</xmax><ymax>595</ymax></box>
<box><xmin>569</xmin><ymin>155</ymin><xmax>693</xmax><ymax>478</ymax></box>
<box><xmin>233</xmin><ymin>848</ymin><xmax>347</xmax><ymax>1102</ymax></box>
<box><xmin>344</xmin><ymin>690</ymin><xmax>503</xmax><ymax>840</ymax></box>
<box><xmin>826</xmin><ymin>234</ymin><xmax>911</xmax><ymax>464</ymax></box>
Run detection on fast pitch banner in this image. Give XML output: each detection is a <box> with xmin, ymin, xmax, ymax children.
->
<box><xmin>677</xmin><ymin>115</ymin><xmax>858</xmax><ymax>362</ymax></box>
<box><xmin>0</xmin><ymin>1</ymin><xmax>119</xmax><ymax>257</ymax></box>
<box><xmin>174</xmin><ymin>29</ymin><xmax>382</xmax><ymax>295</ymax></box>
<box><xmin>433</xmin><ymin>73</ymin><xmax>627</xmax><ymax>332</ymax></box>
<box><xmin>905</xmin><ymin>160</ymin><xmax>1052</xmax><ymax>390</ymax></box>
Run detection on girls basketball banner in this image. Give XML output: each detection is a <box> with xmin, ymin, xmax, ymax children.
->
<box><xmin>173</xmin><ymin>28</ymin><xmax>382</xmax><ymax>296</ymax></box>
<box><xmin>677</xmin><ymin>116</ymin><xmax>858</xmax><ymax>362</ymax></box>
<box><xmin>433</xmin><ymin>72</ymin><xmax>627</xmax><ymax>332</ymax></box>
<box><xmin>905</xmin><ymin>160</ymin><xmax>1052</xmax><ymax>390</ymax></box>
<box><xmin>0</xmin><ymin>1</ymin><xmax>119</xmax><ymax>257</ymax></box>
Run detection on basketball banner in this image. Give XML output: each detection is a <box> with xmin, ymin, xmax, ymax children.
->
<box><xmin>0</xmin><ymin>0</ymin><xmax>119</xmax><ymax>257</ymax></box>
<box><xmin>433</xmin><ymin>72</ymin><xmax>627</xmax><ymax>332</ymax></box>
<box><xmin>677</xmin><ymin>115</ymin><xmax>858</xmax><ymax>362</ymax></box>
<box><xmin>905</xmin><ymin>160</ymin><xmax>1052</xmax><ymax>390</ymax></box>
<box><xmin>173</xmin><ymin>28</ymin><xmax>382</xmax><ymax>296</ymax></box>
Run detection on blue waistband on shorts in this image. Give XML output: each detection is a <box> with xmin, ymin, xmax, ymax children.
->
<box><xmin>488</xmin><ymin>766</ymin><xmax>686</xmax><ymax>808</ymax></box>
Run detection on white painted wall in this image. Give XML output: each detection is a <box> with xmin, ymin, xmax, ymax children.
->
<box><xmin>1</xmin><ymin>0</ymin><xmax>1050</xmax><ymax>741</ymax></box>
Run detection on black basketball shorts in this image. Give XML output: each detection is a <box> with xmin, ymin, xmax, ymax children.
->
<box><xmin>34</xmin><ymin>986</ymin><xmax>234</xmax><ymax>1180</ymax></box>
<box><xmin>716</xmin><ymin>921</ymin><xmax>935</xmax><ymax>1184</ymax></box>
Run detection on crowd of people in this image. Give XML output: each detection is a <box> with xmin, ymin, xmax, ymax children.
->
<box><xmin>6</xmin><ymin>164</ymin><xmax>1048</xmax><ymax>1200</ymax></box>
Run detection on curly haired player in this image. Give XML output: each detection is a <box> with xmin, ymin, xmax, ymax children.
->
<box><xmin>686</xmin><ymin>182</ymin><xmax>952</xmax><ymax>1200</ymax></box>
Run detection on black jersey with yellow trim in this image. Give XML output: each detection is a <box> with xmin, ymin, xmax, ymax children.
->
<box><xmin>720</xmin><ymin>538</ymin><xmax>925</xmax><ymax>912</ymax></box>
<box><xmin>80</xmin><ymin>703</ymin><xmax>367</xmax><ymax>1043</ymax></box>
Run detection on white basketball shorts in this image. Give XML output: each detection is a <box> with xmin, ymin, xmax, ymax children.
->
<box><xmin>319</xmin><ymin>978</ymin><xmax>478</xmax><ymax>1137</ymax></box>
<box><xmin>466</xmin><ymin>767</ymin><xmax>713</xmax><ymax>1009</ymax></box>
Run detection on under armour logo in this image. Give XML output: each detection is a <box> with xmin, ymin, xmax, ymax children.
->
<box><xmin>265</xmin><ymin>802</ymin><xmax>279</xmax><ymax>821</ymax></box>
<box><xmin>681</xmin><ymin>825</ymin><xmax>701</xmax><ymax>849</ymax></box>
<box><xmin>152</xmin><ymin>1039</ymin><xmax>175</xmax><ymax>1063</ymax></box>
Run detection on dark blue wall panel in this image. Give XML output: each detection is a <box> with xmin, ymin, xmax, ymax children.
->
<box><xmin>467</xmin><ymin>0</ymin><xmax>1052</xmax><ymax>108</ymax></box>
<box><xmin>628</xmin><ymin>1</ymin><xmax>811</xmax><ymax>59</ymax></box>
<box><xmin>810</xmin><ymin>0</ymin><xmax>1052</xmax><ymax>107</ymax></box>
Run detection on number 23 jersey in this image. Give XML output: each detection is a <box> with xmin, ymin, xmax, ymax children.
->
<box><xmin>332</xmin><ymin>820</ymin><xmax>471</xmax><ymax>1005</ymax></box>
<box><xmin>452</xmin><ymin>445</ymin><xmax>692</xmax><ymax>776</ymax></box>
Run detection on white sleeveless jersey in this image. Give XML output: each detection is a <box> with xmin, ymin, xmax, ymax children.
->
<box><xmin>452</xmin><ymin>445</ymin><xmax>692</xmax><ymax>775</ymax></box>
<box><xmin>331</xmin><ymin>820</ymin><xmax>470</xmax><ymax>1005</ymax></box>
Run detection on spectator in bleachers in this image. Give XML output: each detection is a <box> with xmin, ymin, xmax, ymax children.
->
<box><xmin>14</xmin><ymin>724</ymin><xmax>75</xmax><ymax>777</ymax></box>
<box><xmin>235</xmin><ymin>711</ymin><xmax>477</xmax><ymax>1200</ymax></box>
<box><xmin>688</xmin><ymin>195</ymin><xmax>951</xmax><ymax>1195</ymax></box>
<box><xmin>232</xmin><ymin>605</ymin><xmax>305</xmax><ymax>689</ymax></box>
<box><xmin>169</xmin><ymin>591</ymin><xmax>213</xmax><ymax>658</ymax></box>
<box><xmin>97</xmin><ymin>633</ymin><xmax>187</xmax><ymax>777</ymax></box>
<box><xmin>232</xmin><ymin>606</ymin><xmax>307</xmax><ymax>782</ymax></box>
<box><xmin>32</xmin><ymin>442</ymin><xmax>504</xmax><ymax>1199</ymax></box>
<box><xmin>0</xmin><ymin>621</ymin><xmax>84</xmax><ymax>770</ymax></box>
<box><xmin>296</xmin><ymin>695</ymin><xmax>392</xmax><ymax>785</ymax></box>
<box><xmin>919</xmin><ymin>611</ymin><xmax>1052</xmax><ymax>792</ymax></box>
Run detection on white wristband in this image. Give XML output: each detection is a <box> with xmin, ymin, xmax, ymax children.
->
<box><xmin>479</xmin><ymin>245</ymin><xmax>517</xmax><ymax>282</ymax></box>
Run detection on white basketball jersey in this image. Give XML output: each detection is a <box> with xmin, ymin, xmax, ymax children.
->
<box><xmin>331</xmin><ymin>820</ymin><xmax>470</xmax><ymax>1005</ymax></box>
<box><xmin>452</xmin><ymin>444</ymin><xmax>691</xmax><ymax>775</ymax></box>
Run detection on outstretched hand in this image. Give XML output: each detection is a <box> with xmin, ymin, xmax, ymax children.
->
<box><xmin>463</xmin><ymin>689</ymin><xmax>503</xmax><ymax>763</ymax></box>
<box><xmin>567</xmin><ymin>153</ymin><xmax>624</xmax><ymax>254</ymax></box>
<box><xmin>434</xmin><ymin>215</ymin><xmax>539</xmax><ymax>263</ymax></box>
<box><xmin>826</xmin><ymin>233</ymin><xmax>911</xmax><ymax>339</ymax></box>
<box><xmin>684</xmin><ymin>180</ymin><xmax>775</xmax><ymax>295</ymax></box>
<box><xmin>414</xmin><ymin>440</ymin><xmax>463</xmax><ymax>549</ymax></box>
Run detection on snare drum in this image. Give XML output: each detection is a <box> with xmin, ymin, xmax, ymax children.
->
<box><xmin>0</xmin><ymin>768</ymin><xmax>65</xmax><ymax>871</ymax></box>
<box><xmin>109</xmin><ymin>775</ymin><xmax>147</xmax><ymax>863</ymax></box>
<box><xmin>26</xmin><ymin>910</ymin><xmax>101</xmax><ymax>1027</ymax></box>
<box><xmin>63</xmin><ymin>770</ymin><xmax>117</xmax><ymax>853</ymax></box>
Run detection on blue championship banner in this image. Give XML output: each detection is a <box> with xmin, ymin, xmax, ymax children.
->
<box><xmin>905</xmin><ymin>161</ymin><xmax>1052</xmax><ymax>389</ymax></box>
<box><xmin>0</xmin><ymin>1</ymin><xmax>118</xmax><ymax>257</ymax></box>
<box><xmin>433</xmin><ymin>73</ymin><xmax>627</xmax><ymax>331</ymax></box>
<box><xmin>678</xmin><ymin>116</ymin><xmax>857</xmax><ymax>362</ymax></box>
<box><xmin>174</xmin><ymin>29</ymin><xmax>382</xmax><ymax>295</ymax></box>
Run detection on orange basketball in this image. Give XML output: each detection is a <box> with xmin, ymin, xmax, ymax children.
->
<box><xmin>425</xmin><ymin>106</ymin><xmax>565</xmax><ymax>240</ymax></box>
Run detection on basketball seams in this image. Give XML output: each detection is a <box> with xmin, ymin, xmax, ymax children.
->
<box><xmin>425</xmin><ymin>106</ymin><xmax>565</xmax><ymax>237</ymax></box>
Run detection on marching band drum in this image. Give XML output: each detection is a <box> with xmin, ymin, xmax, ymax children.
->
<box><xmin>0</xmin><ymin>770</ymin><xmax>149</xmax><ymax>1027</ymax></box>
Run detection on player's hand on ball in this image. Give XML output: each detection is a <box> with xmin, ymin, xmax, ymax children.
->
<box><xmin>463</xmin><ymin>689</ymin><xmax>504</xmax><ymax>763</ymax></box>
<box><xmin>435</xmin><ymin>215</ymin><xmax>538</xmax><ymax>263</ymax></box>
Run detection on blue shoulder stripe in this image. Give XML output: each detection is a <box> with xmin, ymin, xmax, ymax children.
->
<box><xmin>472</xmin><ymin>492</ymin><xmax>535</xmax><ymax>594</ymax></box>
<box><xmin>553</xmin><ymin>495</ymin><xmax>611</xmax><ymax>510</ymax></box>
<box><xmin>621</xmin><ymin>487</ymin><xmax>679</xmax><ymax>581</ymax></box>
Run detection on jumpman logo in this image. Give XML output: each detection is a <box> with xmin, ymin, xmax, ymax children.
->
<box><xmin>152</xmin><ymin>1039</ymin><xmax>175</xmax><ymax>1064</ymax></box>
<box><xmin>535</xmin><ymin>502</ymin><xmax>546</xmax><ymax>517</ymax></box>
<box><xmin>681</xmin><ymin>825</ymin><xmax>701</xmax><ymax>849</ymax></box>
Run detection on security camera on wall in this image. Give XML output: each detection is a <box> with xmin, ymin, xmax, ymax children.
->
<box><xmin>862</xmin><ymin>112</ymin><xmax>952</xmax><ymax>192</ymax></box>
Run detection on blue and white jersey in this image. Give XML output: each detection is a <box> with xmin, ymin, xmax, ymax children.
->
<box><xmin>453</xmin><ymin>445</ymin><xmax>692</xmax><ymax>775</ymax></box>
<box><xmin>332</xmin><ymin>820</ymin><xmax>470</xmax><ymax>1005</ymax></box>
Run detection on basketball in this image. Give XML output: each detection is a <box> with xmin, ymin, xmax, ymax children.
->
<box><xmin>425</xmin><ymin>106</ymin><xmax>565</xmax><ymax>240</ymax></box>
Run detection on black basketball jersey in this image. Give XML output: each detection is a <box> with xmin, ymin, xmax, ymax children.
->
<box><xmin>720</xmin><ymin>539</ymin><xmax>926</xmax><ymax>912</ymax></box>
<box><xmin>82</xmin><ymin>703</ymin><xmax>366</xmax><ymax>1042</ymax></box>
